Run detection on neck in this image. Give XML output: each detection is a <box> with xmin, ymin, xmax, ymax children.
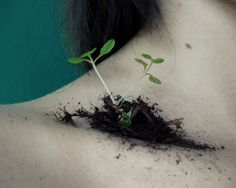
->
<box><xmin>104</xmin><ymin>0</ymin><xmax>236</xmax><ymax>79</ymax></box>
<box><xmin>31</xmin><ymin>0</ymin><xmax>236</xmax><ymax>116</ymax></box>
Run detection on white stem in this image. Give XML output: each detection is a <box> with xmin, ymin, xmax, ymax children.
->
<box><xmin>119</xmin><ymin>74</ymin><xmax>146</xmax><ymax>104</ymax></box>
<box><xmin>89</xmin><ymin>58</ymin><xmax>116</xmax><ymax>105</ymax></box>
<box><xmin>146</xmin><ymin>62</ymin><xmax>153</xmax><ymax>73</ymax></box>
<box><xmin>119</xmin><ymin>62</ymin><xmax>154</xmax><ymax>104</ymax></box>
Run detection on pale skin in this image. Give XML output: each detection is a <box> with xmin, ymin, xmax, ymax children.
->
<box><xmin>0</xmin><ymin>0</ymin><xmax>236</xmax><ymax>187</ymax></box>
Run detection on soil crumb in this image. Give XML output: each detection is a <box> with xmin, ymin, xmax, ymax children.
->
<box><xmin>55</xmin><ymin>96</ymin><xmax>217</xmax><ymax>151</ymax></box>
<box><xmin>115</xmin><ymin>154</ymin><xmax>121</xmax><ymax>159</ymax></box>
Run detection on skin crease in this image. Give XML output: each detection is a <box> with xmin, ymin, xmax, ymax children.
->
<box><xmin>0</xmin><ymin>0</ymin><xmax>236</xmax><ymax>187</ymax></box>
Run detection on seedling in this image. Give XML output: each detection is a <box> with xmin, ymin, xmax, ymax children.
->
<box><xmin>68</xmin><ymin>39</ymin><xmax>117</xmax><ymax>105</ymax></box>
<box><xmin>119</xmin><ymin>107</ymin><xmax>133</xmax><ymax>128</ymax></box>
<box><xmin>118</xmin><ymin>53</ymin><xmax>164</xmax><ymax>105</ymax></box>
<box><xmin>68</xmin><ymin>39</ymin><xmax>164</xmax><ymax>127</ymax></box>
<box><xmin>60</xmin><ymin>39</ymin><xmax>212</xmax><ymax>151</ymax></box>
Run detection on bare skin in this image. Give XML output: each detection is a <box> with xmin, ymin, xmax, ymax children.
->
<box><xmin>0</xmin><ymin>0</ymin><xmax>236</xmax><ymax>187</ymax></box>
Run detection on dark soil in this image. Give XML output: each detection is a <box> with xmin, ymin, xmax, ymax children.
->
<box><xmin>55</xmin><ymin>96</ymin><xmax>217</xmax><ymax>151</ymax></box>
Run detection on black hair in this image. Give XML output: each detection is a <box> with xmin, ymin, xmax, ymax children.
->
<box><xmin>67</xmin><ymin>0</ymin><xmax>162</xmax><ymax>62</ymax></box>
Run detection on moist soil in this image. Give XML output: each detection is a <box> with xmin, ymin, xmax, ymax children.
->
<box><xmin>56</xmin><ymin>96</ymin><xmax>217</xmax><ymax>151</ymax></box>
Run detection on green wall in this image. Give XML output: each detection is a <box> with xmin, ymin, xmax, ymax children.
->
<box><xmin>0</xmin><ymin>0</ymin><xmax>85</xmax><ymax>104</ymax></box>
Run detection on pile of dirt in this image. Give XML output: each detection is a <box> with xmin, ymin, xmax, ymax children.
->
<box><xmin>55</xmin><ymin>96</ymin><xmax>216</xmax><ymax>151</ymax></box>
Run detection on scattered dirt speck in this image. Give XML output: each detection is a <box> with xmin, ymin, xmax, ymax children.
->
<box><xmin>115</xmin><ymin>154</ymin><xmax>121</xmax><ymax>159</ymax></box>
<box><xmin>176</xmin><ymin>159</ymin><xmax>181</xmax><ymax>165</ymax></box>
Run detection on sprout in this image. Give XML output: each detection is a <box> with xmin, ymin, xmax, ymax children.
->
<box><xmin>119</xmin><ymin>108</ymin><xmax>133</xmax><ymax>127</ymax></box>
<box><xmin>68</xmin><ymin>39</ymin><xmax>117</xmax><ymax>105</ymax></box>
<box><xmin>68</xmin><ymin>39</ymin><xmax>165</xmax><ymax>127</ymax></box>
<box><xmin>119</xmin><ymin>53</ymin><xmax>164</xmax><ymax>105</ymax></box>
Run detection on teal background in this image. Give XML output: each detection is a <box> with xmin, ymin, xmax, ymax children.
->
<box><xmin>0</xmin><ymin>0</ymin><xmax>85</xmax><ymax>104</ymax></box>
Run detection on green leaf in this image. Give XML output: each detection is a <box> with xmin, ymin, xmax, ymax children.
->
<box><xmin>68</xmin><ymin>57</ymin><xmax>85</xmax><ymax>64</ymax></box>
<box><xmin>120</xmin><ymin>113</ymin><xmax>132</xmax><ymax>127</ymax></box>
<box><xmin>152</xmin><ymin>58</ymin><xmax>165</xmax><ymax>64</ymax></box>
<box><xmin>148</xmin><ymin>74</ymin><xmax>161</xmax><ymax>84</ymax></box>
<box><xmin>142</xmin><ymin>53</ymin><xmax>152</xmax><ymax>60</ymax></box>
<box><xmin>100</xmin><ymin>39</ymin><xmax>115</xmax><ymax>57</ymax></box>
<box><xmin>80</xmin><ymin>48</ymin><xmax>97</xmax><ymax>58</ymax></box>
<box><xmin>135</xmin><ymin>58</ymin><xmax>148</xmax><ymax>70</ymax></box>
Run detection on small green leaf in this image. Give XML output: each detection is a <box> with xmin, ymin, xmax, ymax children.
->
<box><xmin>68</xmin><ymin>57</ymin><xmax>85</xmax><ymax>64</ymax></box>
<box><xmin>142</xmin><ymin>53</ymin><xmax>152</xmax><ymax>60</ymax></box>
<box><xmin>80</xmin><ymin>48</ymin><xmax>97</xmax><ymax>58</ymax></box>
<box><xmin>100</xmin><ymin>39</ymin><xmax>115</xmax><ymax>56</ymax></box>
<box><xmin>148</xmin><ymin>74</ymin><xmax>161</xmax><ymax>84</ymax></box>
<box><xmin>152</xmin><ymin>58</ymin><xmax>165</xmax><ymax>64</ymax></box>
<box><xmin>135</xmin><ymin>58</ymin><xmax>148</xmax><ymax>70</ymax></box>
<box><xmin>120</xmin><ymin>113</ymin><xmax>132</xmax><ymax>127</ymax></box>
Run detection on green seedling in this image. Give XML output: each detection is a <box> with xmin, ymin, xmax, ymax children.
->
<box><xmin>68</xmin><ymin>39</ymin><xmax>164</xmax><ymax>127</ymax></box>
<box><xmin>117</xmin><ymin>54</ymin><xmax>164</xmax><ymax>125</ymax></box>
<box><xmin>119</xmin><ymin>108</ymin><xmax>133</xmax><ymax>128</ymax></box>
<box><xmin>118</xmin><ymin>53</ymin><xmax>164</xmax><ymax>105</ymax></box>
<box><xmin>68</xmin><ymin>39</ymin><xmax>117</xmax><ymax>105</ymax></box>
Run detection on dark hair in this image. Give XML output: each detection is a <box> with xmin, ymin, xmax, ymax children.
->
<box><xmin>67</xmin><ymin>0</ymin><xmax>162</xmax><ymax>61</ymax></box>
